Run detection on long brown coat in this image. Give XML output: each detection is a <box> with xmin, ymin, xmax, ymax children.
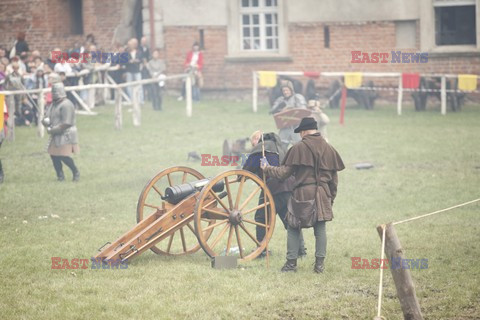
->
<box><xmin>264</xmin><ymin>133</ymin><xmax>344</xmax><ymax>223</ymax></box>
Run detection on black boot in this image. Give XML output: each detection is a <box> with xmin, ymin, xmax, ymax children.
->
<box><xmin>314</xmin><ymin>257</ymin><xmax>325</xmax><ymax>273</ymax></box>
<box><xmin>73</xmin><ymin>170</ymin><xmax>80</xmax><ymax>182</ymax></box>
<box><xmin>281</xmin><ymin>259</ymin><xmax>297</xmax><ymax>272</ymax></box>
<box><xmin>57</xmin><ymin>171</ymin><xmax>65</xmax><ymax>181</ymax></box>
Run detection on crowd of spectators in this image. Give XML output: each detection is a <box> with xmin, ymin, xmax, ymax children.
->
<box><xmin>0</xmin><ymin>33</ymin><xmax>169</xmax><ymax>127</ymax></box>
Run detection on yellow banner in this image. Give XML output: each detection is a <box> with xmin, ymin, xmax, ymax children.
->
<box><xmin>0</xmin><ymin>94</ymin><xmax>4</xmax><ymax>131</ymax></box>
<box><xmin>258</xmin><ymin>71</ymin><xmax>277</xmax><ymax>88</ymax></box>
<box><xmin>344</xmin><ymin>72</ymin><xmax>363</xmax><ymax>89</ymax></box>
<box><xmin>458</xmin><ymin>74</ymin><xmax>478</xmax><ymax>91</ymax></box>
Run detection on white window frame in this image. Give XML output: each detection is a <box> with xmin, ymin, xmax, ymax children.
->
<box><xmin>226</xmin><ymin>0</ymin><xmax>290</xmax><ymax>60</ymax></box>
<box><xmin>240</xmin><ymin>0</ymin><xmax>279</xmax><ymax>52</ymax></box>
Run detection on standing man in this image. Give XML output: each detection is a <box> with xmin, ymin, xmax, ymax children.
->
<box><xmin>243</xmin><ymin>131</ymin><xmax>307</xmax><ymax>258</ymax></box>
<box><xmin>125</xmin><ymin>38</ymin><xmax>144</xmax><ymax>104</ymax></box>
<box><xmin>261</xmin><ymin>117</ymin><xmax>344</xmax><ymax>273</ymax></box>
<box><xmin>43</xmin><ymin>82</ymin><xmax>80</xmax><ymax>182</ymax></box>
<box><xmin>270</xmin><ymin>80</ymin><xmax>307</xmax><ymax>148</ymax></box>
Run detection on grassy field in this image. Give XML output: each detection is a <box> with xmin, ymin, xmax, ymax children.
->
<box><xmin>0</xmin><ymin>95</ymin><xmax>479</xmax><ymax>320</ymax></box>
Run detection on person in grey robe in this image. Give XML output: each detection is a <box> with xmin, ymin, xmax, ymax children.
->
<box><xmin>43</xmin><ymin>82</ymin><xmax>80</xmax><ymax>181</ymax></box>
<box><xmin>270</xmin><ymin>80</ymin><xmax>307</xmax><ymax>148</ymax></box>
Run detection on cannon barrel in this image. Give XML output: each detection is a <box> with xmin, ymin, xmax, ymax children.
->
<box><xmin>163</xmin><ymin>178</ymin><xmax>225</xmax><ymax>204</ymax></box>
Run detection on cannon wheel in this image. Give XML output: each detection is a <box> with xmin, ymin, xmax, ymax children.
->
<box><xmin>137</xmin><ymin>166</ymin><xmax>214</xmax><ymax>256</ymax></box>
<box><xmin>194</xmin><ymin>170</ymin><xmax>276</xmax><ymax>262</ymax></box>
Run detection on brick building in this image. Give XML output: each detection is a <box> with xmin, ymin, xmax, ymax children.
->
<box><xmin>1</xmin><ymin>0</ymin><xmax>479</xmax><ymax>92</ymax></box>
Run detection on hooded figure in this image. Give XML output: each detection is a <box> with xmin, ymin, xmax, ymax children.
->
<box><xmin>43</xmin><ymin>82</ymin><xmax>80</xmax><ymax>181</ymax></box>
<box><xmin>270</xmin><ymin>80</ymin><xmax>307</xmax><ymax>147</ymax></box>
<box><xmin>261</xmin><ymin>117</ymin><xmax>345</xmax><ymax>274</ymax></box>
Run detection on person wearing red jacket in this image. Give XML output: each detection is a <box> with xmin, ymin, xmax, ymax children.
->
<box><xmin>178</xmin><ymin>42</ymin><xmax>203</xmax><ymax>101</ymax></box>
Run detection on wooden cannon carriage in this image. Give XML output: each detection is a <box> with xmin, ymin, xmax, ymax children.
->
<box><xmin>94</xmin><ymin>167</ymin><xmax>276</xmax><ymax>263</ymax></box>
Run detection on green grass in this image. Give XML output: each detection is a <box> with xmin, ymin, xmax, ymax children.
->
<box><xmin>0</xmin><ymin>96</ymin><xmax>479</xmax><ymax>320</ymax></box>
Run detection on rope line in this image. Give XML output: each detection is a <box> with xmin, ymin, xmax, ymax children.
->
<box><xmin>392</xmin><ymin>198</ymin><xmax>480</xmax><ymax>226</ymax></box>
<box><xmin>345</xmin><ymin>86</ymin><xmax>479</xmax><ymax>94</ymax></box>
<box><xmin>377</xmin><ymin>224</ymin><xmax>387</xmax><ymax>318</ymax></box>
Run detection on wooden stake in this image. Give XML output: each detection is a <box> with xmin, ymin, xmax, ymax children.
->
<box><xmin>376</xmin><ymin>223</ymin><xmax>423</xmax><ymax>320</ymax></box>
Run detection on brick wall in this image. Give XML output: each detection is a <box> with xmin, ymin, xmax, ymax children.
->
<box><xmin>162</xmin><ymin>21</ymin><xmax>480</xmax><ymax>91</ymax></box>
<box><xmin>0</xmin><ymin>0</ymin><xmax>124</xmax><ymax>56</ymax></box>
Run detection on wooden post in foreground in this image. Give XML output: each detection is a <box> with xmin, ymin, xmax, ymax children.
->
<box><xmin>376</xmin><ymin>223</ymin><xmax>423</xmax><ymax>320</ymax></box>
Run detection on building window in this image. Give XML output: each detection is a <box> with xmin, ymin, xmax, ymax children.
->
<box><xmin>240</xmin><ymin>0</ymin><xmax>279</xmax><ymax>51</ymax></box>
<box><xmin>434</xmin><ymin>1</ymin><xmax>476</xmax><ymax>45</ymax></box>
<box><xmin>69</xmin><ymin>0</ymin><xmax>84</xmax><ymax>35</ymax></box>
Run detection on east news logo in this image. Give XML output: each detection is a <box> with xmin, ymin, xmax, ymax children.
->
<box><xmin>351</xmin><ymin>51</ymin><xmax>429</xmax><ymax>64</ymax></box>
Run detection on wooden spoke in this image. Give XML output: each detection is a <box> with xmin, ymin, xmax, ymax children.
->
<box><xmin>242</xmin><ymin>218</ymin><xmax>268</xmax><ymax>228</ymax></box>
<box><xmin>235</xmin><ymin>225</ymin><xmax>244</xmax><ymax>259</ymax></box>
<box><xmin>209</xmin><ymin>190</ymin><xmax>230</xmax><ymax>212</ymax></box>
<box><xmin>224</xmin><ymin>177</ymin><xmax>234</xmax><ymax>210</ymax></box>
<box><xmin>203</xmin><ymin>219</ymin><xmax>228</xmax><ymax>232</ymax></box>
<box><xmin>186</xmin><ymin>222</ymin><xmax>195</xmax><ymax>234</ymax></box>
<box><xmin>239</xmin><ymin>186</ymin><xmax>262</xmax><ymax>212</ymax></box>
<box><xmin>225</xmin><ymin>225</ymin><xmax>234</xmax><ymax>256</ymax></box>
<box><xmin>152</xmin><ymin>185</ymin><xmax>163</xmax><ymax>198</ymax></box>
<box><xmin>234</xmin><ymin>176</ymin><xmax>246</xmax><ymax>209</ymax></box>
<box><xmin>201</xmin><ymin>206</ymin><xmax>229</xmax><ymax>218</ymax></box>
<box><xmin>144</xmin><ymin>203</ymin><xmax>160</xmax><ymax>209</ymax></box>
<box><xmin>137</xmin><ymin>166</ymin><xmax>206</xmax><ymax>256</ymax></box>
<box><xmin>239</xmin><ymin>223</ymin><xmax>261</xmax><ymax>246</ymax></box>
<box><xmin>166</xmin><ymin>233</ymin><xmax>174</xmax><ymax>253</ymax></box>
<box><xmin>167</xmin><ymin>173</ymin><xmax>173</xmax><ymax>187</ymax></box>
<box><xmin>179</xmin><ymin>228</ymin><xmax>187</xmax><ymax>252</ymax></box>
<box><xmin>210</xmin><ymin>223</ymin><xmax>230</xmax><ymax>250</ymax></box>
<box><xmin>241</xmin><ymin>202</ymin><xmax>270</xmax><ymax>216</ymax></box>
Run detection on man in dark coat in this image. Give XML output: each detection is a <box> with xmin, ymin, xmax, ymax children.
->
<box><xmin>243</xmin><ymin>131</ymin><xmax>306</xmax><ymax>258</ymax></box>
<box><xmin>261</xmin><ymin>117</ymin><xmax>345</xmax><ymax>273</ymax></box>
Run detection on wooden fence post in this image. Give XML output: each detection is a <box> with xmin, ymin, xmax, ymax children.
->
<box><xmin>252</xmin><ymin>72</ymin><xmax>258</xmax><ymax>113</ymax></box>
<box><xmin>377</xmin><ymin>223</ymin><xmax>423</xmax><ymax>320</ymax></box>
<box><xmin>37</xmin><ymin>90</ymin><xmax>45</xmax><ymax>138</ymax></box>
<box><xmin>6</xmin><ymin>95</ymin><xmax>15</xmax><ymax>141</ymax></box>
<box><xmin>88</xmin><ymin>87</ymin><xmax>95</xmax><ymax>110</ymax></box>
<box><xmin>114</xmin><ymin>88</ymin><xmax>122</xmax><ymax>130</ymax></box>
<box><xmin>441</xmin><ymin>76</ymin><xmax>447</xmax><ymax>116</ymax></box>
<box><xmin>186</xmin><ymin>75</ymin><xmax>192</xmax><ymax>117</ymax></box>
<box><xmin>132</xmin><ymin>85</ymin><xmax>141</xmax><ymax>127</ymax></box>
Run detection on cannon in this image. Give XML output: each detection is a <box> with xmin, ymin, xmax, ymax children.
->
<box><xmin>94</xmin><ymin>167</ymin><xmax>276</xmax><ymax>263</ymax></box>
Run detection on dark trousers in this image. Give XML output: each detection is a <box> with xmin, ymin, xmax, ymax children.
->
<box><xmin>50</xmin><ymin>155</ymin><xmax>78</xmax><ymax>178</ymax></box>
<box><xmin>255</xmin><ymin>191</ymin><xmax>289</xmax><ymax>242</ymax></box>
<box><xmin>151</xmin><ymin>84</ymin><xmax>163</xmax><ymax>110</ymax></box>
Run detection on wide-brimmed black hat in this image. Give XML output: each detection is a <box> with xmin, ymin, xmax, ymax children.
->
<box><xmin>294</xmin><ymin>117</ymin><xmax>318</xmax><ymax>133</ymax></box>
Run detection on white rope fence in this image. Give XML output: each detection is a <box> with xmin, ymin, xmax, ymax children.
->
<box><xmin>375</xmin><ymin>197</ymin><xmax>480</xmax><ymax>319</ymax></box>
